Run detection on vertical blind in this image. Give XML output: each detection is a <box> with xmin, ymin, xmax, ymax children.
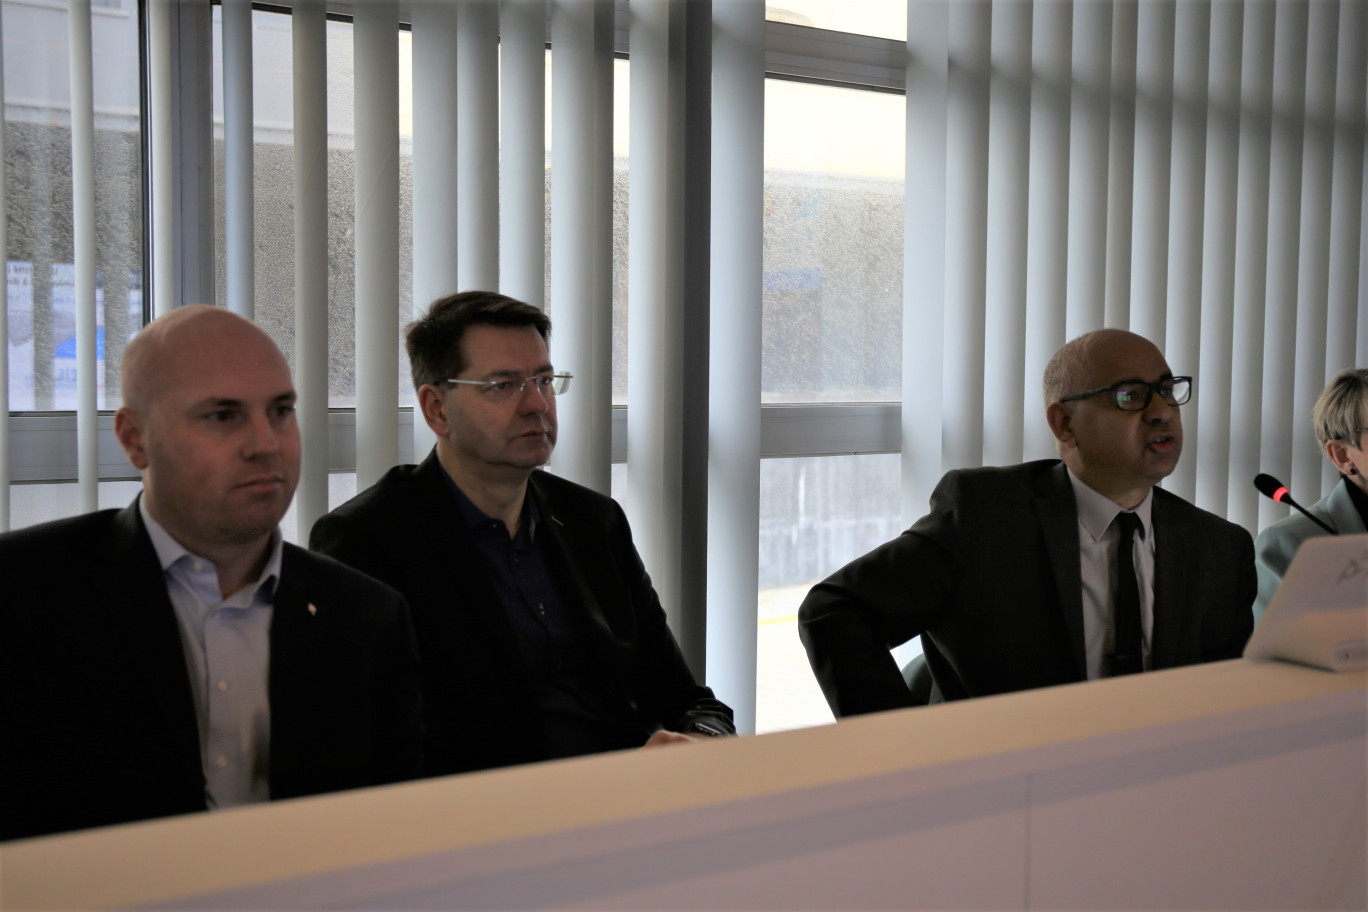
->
<box><xmin>627</xmin><ymin>0</ymin><xmax>687</xmax><ymax>638</ymax></box>
<box><xmin>353</xmin><ymin>0</ymin><xmax>401</xmax><ymax>493</ymax></box>
<box><xmin>222</xmin><ymin>0</ymin><xmax>253</xmax><ymax>319</ymax></box>
<box><xmin>291</xmin><ymin>0</ymin><xmax>329</xmax><ymax>536</ymax></box>
<box><xmin>2</xmin><ymin>0</ymin><xmax>1364</xmax><ymax>731</ymax></box>
<box><xmin>0</xmin><ymin>2</ymin><xmax>7</xmax><ymax>530</ymax></box>
<box><xmin>456</xmin><ymin>0</ymin><xmax>499</xmax><ymax>292</ymax></box>
<box><xmin>548</xmin><ymin>0</ymin><xmax>613</xmax><ymax>493</ymax></box>
<box><xmin>706</xmin><ymin>0</ymin><xmax>764</xmax><ymax>734</ymax></box>
<box><xmin>68</xmin><ymin>0</ymin><xmax>97</xmax><ymax>515</ymax></box>
<box><xmin>410</xmin><ymin>0</ymin><xmax>459</xmax><ymax>462</ymax></box>
<box><xmin>499</xmin><ymin>0</ymin><xmax>547</xmax><ymax>310</ymax></box>
<box><xmin>147</xmin><ymin>0</ymin><xmax>175</xmax><ymax>323</ymax></box>
<box><xmin>903</xmin><ymin>0</ymin><xmax>1366</xmax><ymax>543</ymax></box>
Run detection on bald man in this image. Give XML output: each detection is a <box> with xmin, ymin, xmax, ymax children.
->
<box><xmin>800</xmin><ymin>329</ymin><xmax>1256</xmax><ymax>717</ymax></box>
<box><xmin>0</xmin><ymin>306</ymin><xmax>423</xmax><ymax>841</ymax></box>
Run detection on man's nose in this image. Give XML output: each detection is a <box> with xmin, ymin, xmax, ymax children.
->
<box><xmin>518</xmin><ymin>380</ymin><xmax>551</xmax><ymax>413</ymax></box>
<box><xmin>243</xmin><ymin>412</ymin><xmax>281</xmax><ymax>454</ymax></box>
<box><xmin>1144</xmin><ymin>390</ymin><xmax>1177</xmax><ymax>422</ymax></box>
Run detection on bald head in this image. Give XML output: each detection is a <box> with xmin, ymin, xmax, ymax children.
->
<box><xmin>122</xmin><ymin>305</ymin><xmax>286</xmax><ymax>413</ymax></box>
<box><xmin>1042</xmin><ymin>328</ymin><xmax>1162</xmax><ymax>407</ymax></box>
<box><xmin>114</xmin><ymin>306</ymin><xmax>300</xmax><ymax>567</ymax></box>
<box><xmin>1043</xmin><ymin>328</ymin><xmax>1182</xmax><ymax>507</ymax></box>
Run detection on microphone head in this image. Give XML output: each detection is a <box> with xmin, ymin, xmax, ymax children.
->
<box><xmin>1254</xmin><ymin>473</ymin><xmax>1289</xmax><ymax>503</ymax></box>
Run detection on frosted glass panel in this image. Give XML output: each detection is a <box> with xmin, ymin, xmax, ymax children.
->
<box><xmin>209</xmin><ymin>9</ymin><xmax>414</xmax><ymax>408</ymax></box>
<box><xmin>756</xmin><ymin>453</ymin><xmax>902</xmax><ymax>734</ymax></box>
<box><xmin>763</xmin><ymin>80</ymin><xmax>904</xmax><ymax>403</ymax></box>
<box><xmin>4</xmin><ymin>0</ymin><xmax>144</xmax><ymax>412</ymax></box>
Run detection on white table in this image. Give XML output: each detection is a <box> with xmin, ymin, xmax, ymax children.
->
<box><xmin>3</xmin><ymin>658</ymin><xmax>1363</xmax><ymax>910</ymax></box>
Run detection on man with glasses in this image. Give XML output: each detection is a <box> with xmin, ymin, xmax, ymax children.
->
<box><xmin>311</xmin><ymin>291</ymin><xmax>733</xmax><ymax>776</ymax></box>
<box><xmin>799</xmin><ymin>328</ymin><xmax>1256</xmax><ymax>717</ymax></box>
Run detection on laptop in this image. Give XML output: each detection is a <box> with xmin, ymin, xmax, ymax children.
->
<box><xmin>1244</xmin><ymin>533</ymin><xmax>1368</xmax><ymax>672</ymax></box>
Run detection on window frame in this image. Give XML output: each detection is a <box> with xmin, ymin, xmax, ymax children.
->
<box><xmin>7</xmin><ymin>4</ymin><xmax>908</xmax><ymax>487</ymax></box>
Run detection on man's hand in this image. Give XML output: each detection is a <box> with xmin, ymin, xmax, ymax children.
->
<box><xmin>641</xmin><ymin>729</ymin><xmax>706</xmax><ymax>748</ymax></box>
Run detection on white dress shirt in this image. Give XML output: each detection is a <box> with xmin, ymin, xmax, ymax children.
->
<box><xmin>1066</xmin><ymin>469</ymin><xmax>1157</xmax><ymax>679</ymax></box>
<box><xmin>141</xmin><ymin>499</ymin><xmax>280</xmax><ymax>809</ymax></box>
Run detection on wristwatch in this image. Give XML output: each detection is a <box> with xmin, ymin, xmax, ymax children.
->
<box><xmin>687</xmin><ymin>720</ymin><xmax>727</xmax><ymax>737</ymax></box>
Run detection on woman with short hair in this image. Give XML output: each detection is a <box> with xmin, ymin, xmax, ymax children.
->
<box><xmin>1253</xmin><ymin>368</ymin><xmax>1368</xmax><ymax>620</ymax></box>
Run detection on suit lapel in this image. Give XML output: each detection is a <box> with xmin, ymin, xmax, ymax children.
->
<box><xmin>527</xmin><ymin>475</ymin><xmax>621</xmax><ymax>671</ymax></box>
<box><xmin>1149</xmin><ymin>489</ymin><xmax>1188</xmax><ymax>670</ymax></box>
<box><xmin>268</xmin><ymin>547</ymin><xmax>318</xmax><ymax>750</ymax></box>
<box><xmin>1033</xmin><ymin>464</ymin><xmax>1088</xmax><ymax>679</ymax></box>
<box><xmin>1326</xmin><ymin>480</ymin><xmax>1368</xmax><ymax>535</ymax></box>
<box><xmin>111</xmin><ymin>504</ymin><xmax>204</xmax><ymax>784</ymax></box>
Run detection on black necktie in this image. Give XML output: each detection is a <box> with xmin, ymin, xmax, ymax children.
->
<box><xmin>1112</xmin><ymin>511</ymin><xmax>1144</xmax><ymax>676</ymax></box>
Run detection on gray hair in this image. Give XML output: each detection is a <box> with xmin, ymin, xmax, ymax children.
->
<box><xmin>1312</xmin><ymin>368</ymin><xmax>1368</xmax><ymax>448</ymax></box>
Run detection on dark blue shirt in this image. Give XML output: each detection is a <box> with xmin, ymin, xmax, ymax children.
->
<box><xmin>443</xmin><ymin>473</ymin><xmax>635</xmax><ymax>759</ymax></box>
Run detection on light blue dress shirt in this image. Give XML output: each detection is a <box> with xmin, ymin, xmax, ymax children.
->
<box><xmin>140</xmin><ymin>499</ymin><xmax>281</xmax><ymax>809</ymax></box>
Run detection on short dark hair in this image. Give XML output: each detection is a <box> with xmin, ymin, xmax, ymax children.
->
<box><xmin>405</xmin><ymin>290</ymin><xmax>551</xmax><ymax>390</ymax></box>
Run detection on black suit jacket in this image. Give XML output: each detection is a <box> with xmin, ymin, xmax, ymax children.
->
<box><xmin>310</xmin><ymin>453</ymin><xmax>734</xmax><ymax>775</ymax></box>
<box><xmin>0</xmin><ymin>503</ymin><xmax>424</xmax><ymax>841</ymax></box>
<box><xmin>799</xmin><ymin>460</ymin><xmax>1257</xmax><ymax>717</ymax></box>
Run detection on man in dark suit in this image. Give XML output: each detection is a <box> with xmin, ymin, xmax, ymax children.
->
<box><xmin>311</xmin><ymin>291</ymin><xmax>733</xmax><ymax>776</ymax></box>
<box><xmin>0</xmin><ymin>306</ymin><xmax>423</xmax><ymax>841</ymax></box>
<box><xmin>799</xmin><ymin>329</ymin><xmax>1256</xmax><ymax>718</ymax></box>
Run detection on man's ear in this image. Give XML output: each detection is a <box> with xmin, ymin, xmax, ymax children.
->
<box><xmin>114</xmin><ymin>406</ymin><xmax>150</xmax><ymax>470</ymax></box>
<box><xmin>418</xmin><ymin>385</ymin><xmax>451</xmax><ymax>437</ymax></box>
<box><xmin>1046</xmin><ymin>402</ymin><xmax>1076</xmax><ymax>449</ymax></box>
<box><xmin>1325</xmin><ymin>438</ymin><xmax>1355</xmax><ymax>476</ymax></box>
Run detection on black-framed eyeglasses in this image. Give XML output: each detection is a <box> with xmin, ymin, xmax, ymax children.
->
<box><xmin>1058</xmin><ymin>376</ymin><xmax>1192</xmax><ymax>412</ymax></box>
<box><xmin>445</xmin><ymin>373</ymin><xmax>573</xmax><ymax>402</ymax></box>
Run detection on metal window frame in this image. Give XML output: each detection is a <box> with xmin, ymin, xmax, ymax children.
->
<box><xmin>7</xmin><ymin>5</ymin><xmax>909</xmax><ymax>487</ymax></box>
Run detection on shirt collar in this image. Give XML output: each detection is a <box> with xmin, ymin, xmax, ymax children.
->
<box><xmin>1342</xmin><ymin>474</ymin><xmax>1368</xmax><ymax>529</ymax></box>
<box><xmin>1066</xmin><ymin>467</ymin><xmax>1154</xmax><ymax>543</ymax></box>
<box><xmin>138</xmin><ymin>495</ymin><xmax>284</xmax><ymax>599</ymax></box>
<box><xmin>442</xmin><ymin>470</ymin><xmax>539</xmax><ymax>543</ymax></box>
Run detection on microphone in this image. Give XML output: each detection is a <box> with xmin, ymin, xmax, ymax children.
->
<box><xmin>1253</xmin><ymin>474</ymin><xmax>1338</xmax><ymax>536</ymax></box>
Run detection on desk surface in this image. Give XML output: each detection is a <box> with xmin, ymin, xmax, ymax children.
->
<box><xmin>3</xmin><ymin>658</ymin><xmax>1365</xmax><ymax>910</ymax></box>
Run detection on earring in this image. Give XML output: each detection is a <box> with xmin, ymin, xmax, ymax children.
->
<box><xmin>1352</xmin><ymin>467</ymin><xmax>1360</xmax><ymax>476</ymax></box>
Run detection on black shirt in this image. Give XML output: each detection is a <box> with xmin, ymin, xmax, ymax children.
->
<box><xmin>443</xmin><ymin>473</ymin><xmax>637</xmax><ymax>759</ymax></box>
<box><xmin>1343</xmin><ymin>475</ymin><xmax>1368</xmax><ymax>530</ymax></box>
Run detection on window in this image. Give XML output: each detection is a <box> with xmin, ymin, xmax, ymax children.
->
<box><xmin>209</xmin><ymin>8</ymin><xmax>415</xmax><ymax>408</ymax></box>
<box><xmin>762</xmin><ymin>79</ymin><xmax>904</xmax><ymax>403</ymax></box>
<box><xmin>4</xmin><ymin>0</ymin><xmax>143</xmax><ymax>413</ymax></box>
<box><xmin>766</xmin><ymin>1</ymin><xmax>907</xmax><ymax>42</ymax></box>
<box><xmin>756</xmin><ymin>75</ymin><xmax>907</xmax><ymax>730</ymax></box>
<box><xmin>4</xmin><ymin>3</ymin><xmax>917</xmax><ymax>736</ymax></box>
<box><xmin>755</xmin><ymin>453</ymin><xmax>904</xmax><ymax>733</ymax></box>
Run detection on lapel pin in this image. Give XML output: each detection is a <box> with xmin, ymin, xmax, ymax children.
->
<box><xmin>308</xmin><ymin>603</ymin><xmax>317</xmax><ymax>617</ymax></box>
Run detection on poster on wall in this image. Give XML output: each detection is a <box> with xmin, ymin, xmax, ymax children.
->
<box><xmin>6</xmin><ymin>261</ymin><xmax>34</xmax><ymax>411</ymax></box>
<box><xmin>5</xmin><ymin>261</ymin><xmax>137</xmax><ymax>411</ymax></box>
<box><xmin>49</xmin><ymin>263</ymin><xmax>107</xmax><ymax>410</ymax></box>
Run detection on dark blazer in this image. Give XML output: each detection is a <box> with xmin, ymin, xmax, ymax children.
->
<box><xmin>799</xmin><ymin>460</ymin><xmax>1257</xmax><ymax>718</ymax></box>
<box><xmin>309</xmin><ymin>453</ymin><xmax>734</xmax><ymax>775</ymax></box>
<box><xmin>0</xmin><ymin>503</ymin><xmax>424</xmax><ymax>842</ymax></box>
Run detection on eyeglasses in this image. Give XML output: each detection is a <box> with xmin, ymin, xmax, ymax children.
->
<box><xmin>444</xmin><ymin>373</ymin><xmax>573</xmax><ymax>402</ymax></box>
<box><xmin>1058</xmin><ymin>376</ymin><xmax>1192</xmax><ymax>412</ymax></box>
